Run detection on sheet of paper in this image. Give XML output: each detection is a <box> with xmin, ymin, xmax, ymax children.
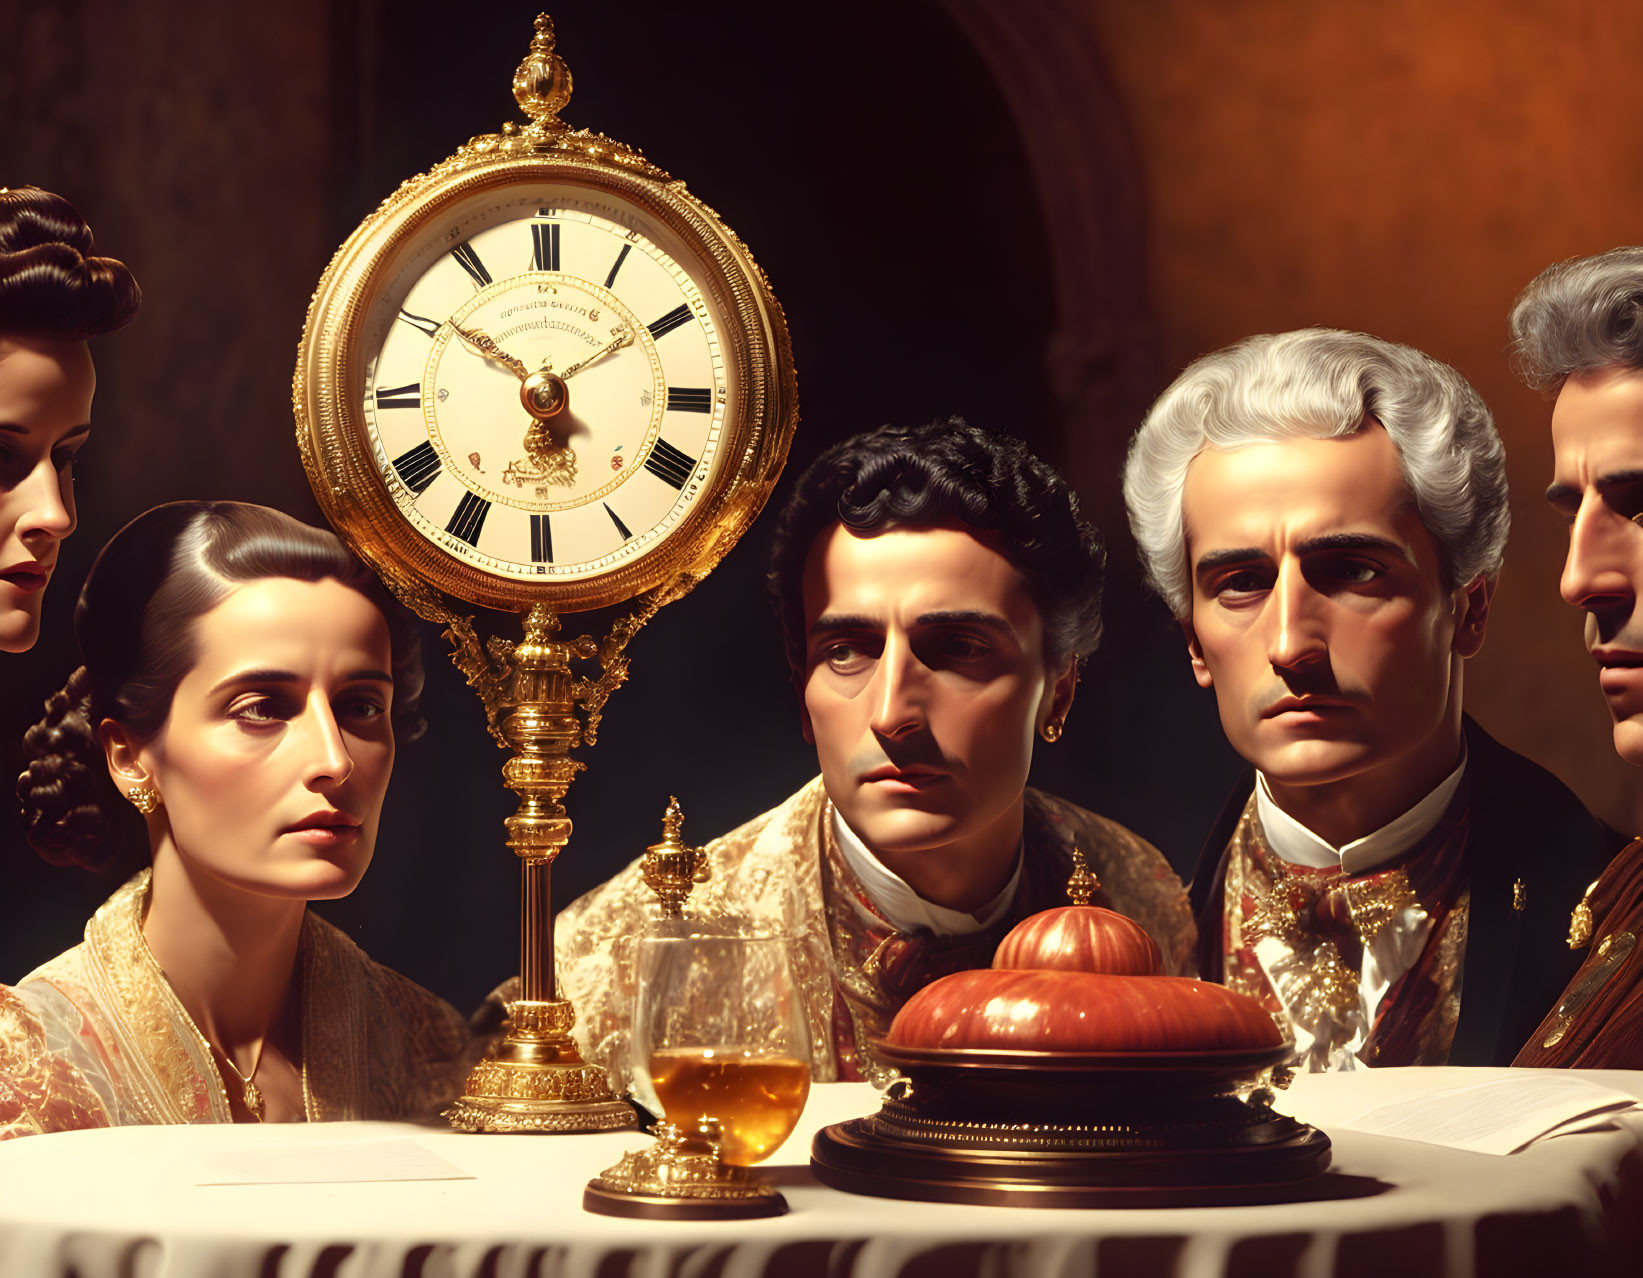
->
<box><xmin>193</xmin><ymin>1139</ymin><xmax>474</xmax><ymax>1186</ymax></box>
<box><xmin>1540</xmin><ymin>1112</ymin><xmax>1630</xmax><ymax>1141</ymax></box>
<box><xmin>1334</xmin><ymin>1074</ymin><xmax>1641</xmax><ymax>1155</ymax></box>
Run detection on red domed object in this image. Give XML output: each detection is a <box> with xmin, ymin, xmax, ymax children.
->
<box><xmin>887</xmin><ymin>845</ymin><xmax>1280</xmax><ymax>1056</ymax></box>
<box><xmin>813</xmin><ymin>848</ymin><xmax>1323</xmax><ymax>1209</ymax></box>
<box><xmin>887</xmin><ymin>969</ymin><xmax>1283</xmax><ymax>1054</ymax></box>
<box><xmin>993</xmin><ymin>904</ymin><xmax>1162</xmax><ymax>976</ymax></box>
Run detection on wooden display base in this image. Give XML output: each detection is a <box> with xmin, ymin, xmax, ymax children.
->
<box><xmin>809</xmin><ymin>1040</ymin><xmax>1334</xmax><ymax>1209</ymax></box>
<box><xmin>812</xmin><ymin>1108</ymin><xmax>1330</xmax><ymax>1208</ymax></box>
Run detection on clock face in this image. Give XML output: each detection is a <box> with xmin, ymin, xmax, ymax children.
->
<box><xmin>356</xmin><ymin>183</ymin><xmax>734</xmax><ymax>584</ymax></box>
<box><xmin>298</xmin><ymin>152</ymin><xmax>794</xmax><ymax>615</ymax></box>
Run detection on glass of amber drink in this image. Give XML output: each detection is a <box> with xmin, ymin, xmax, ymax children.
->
<box><xmin>632</xmin><ymin>933</ymin><xmax>812</xmax><ymax>1165</ymax></box>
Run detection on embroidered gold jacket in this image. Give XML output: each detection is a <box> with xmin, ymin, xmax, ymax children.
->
<box><xmin>0</xmin><ymin>872</ymin><xmax>481</xmax><ymax>1137</ymax></box>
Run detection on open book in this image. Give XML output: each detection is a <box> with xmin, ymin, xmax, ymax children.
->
<box><xmin>1272</xmin><ymin>1067</ymin><xmax>1642</xmax><ymax>1156</ymax></box>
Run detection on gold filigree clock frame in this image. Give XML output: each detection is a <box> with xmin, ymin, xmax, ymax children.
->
<box><xmin>290</xmin><ymin>14</ymin><xmax>797</xmax><ymax>1134</ymax></box>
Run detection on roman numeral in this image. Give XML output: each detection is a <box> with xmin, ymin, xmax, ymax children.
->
<box><xmin>604</xmin><ymin>243</ymin><xmax>632</xmax><ymax>289</ymax></box>
<box><xmin>665</xmin><ymin>387</ymin><xmax>711</xmax><ymax>414</ymax></box>
<box><xmin>374</xmin><ymin>382</ymin><xmax>421</xmax><ymax>411</ymax></box>
<box><xmin>648</xmin><ymin>304</ymin><xmax>693</xmax><ymax>341</ymax></box>
<box><xmin>391</xmin><ymin>441</ymin><xmax>441</xmax><ymax>494</ymax></box>
<box><xmin>445</xmin><ymin>491</ymin><xmax>491</xmax><ymax>547</ymax></box>
<box><xmin>530</xmin><ymin>513</ymin><xmax>553</xmax><ymax>563</ymax></box>
<box><xmin>398</xmin><ymin>309</ymin><xmax>442</xmax><ymax>339</ymax></box>
<box><xmin>604</xmin><ymin>503</ymin><xmax>633</xmax><ymax>541</ymax></box>
<box><xmin>451</xmin><ymin>242</ymin><xmax>492</xmax><ymax>289</ymax></box>
<box><xmin>644</xmin><ymin>437</ymin><xmax>696</xmax><ymax>489</ymax></box>
<box><xmin>532</xmin><ymin>222</ymin><xmax>560</xmax><ymax>271</ymax></box>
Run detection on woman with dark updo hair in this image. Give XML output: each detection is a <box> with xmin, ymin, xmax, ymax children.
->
<box><xmin>1</xmin><ymin>501</ymin><xmax>481</xmax><ymax>1135</ymax></box>
<box><xmin>0</xmin><ymin>186</ymin><xmax>139</xmax><ymax>652</ymax></box>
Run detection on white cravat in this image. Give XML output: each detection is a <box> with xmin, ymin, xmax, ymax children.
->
<box><xmin>831</xmin><ymin>808</ymin><xmax>1021</xmax><ymax>936</ymax></box>
<box><xmin>1252</xmin><ymin>749</ymin><xmax>1467</xmax><ymax>1071</ymax></box>
<box><xmin>1255</xmin><ymin>752</ymin><xmax>1467</xmax><ymax>877</ymax></box>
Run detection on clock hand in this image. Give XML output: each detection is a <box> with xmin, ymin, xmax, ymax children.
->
<box><xmin>556</xmin><ymin>326</ymin><xmax>633</xmax><ymax>381</ymax></box>
<box><xmin>451</xmin><ymin>322</ymin><xmax>531</xmax><ymax>380</ymax></box>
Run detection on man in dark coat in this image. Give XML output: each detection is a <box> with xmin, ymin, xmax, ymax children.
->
<box><xmin>1512</xmin><ymin>248</ymin><xmax>1643</xmax><ymax>1068</ymax></box>
<box><xmin>1122</xmin><ymin>328</ymin><xmax>1616</xmax><ymax>1070</ymax></box>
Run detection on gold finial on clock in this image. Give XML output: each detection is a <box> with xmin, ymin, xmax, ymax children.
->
<box><xmin>513</xmin><ymin>13</ymin><xmax>573</xmax><ymax>135</ymax></box>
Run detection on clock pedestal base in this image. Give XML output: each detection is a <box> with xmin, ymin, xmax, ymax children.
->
<box><xmin>447</xmin><ymin>997</ymin><xmax>636</xmax><ymax>1134</ymax></box>
<box><xmin>444</xmin><ymin>608</ymin><xmax>637</xmax><ymax>1134</ymax></box>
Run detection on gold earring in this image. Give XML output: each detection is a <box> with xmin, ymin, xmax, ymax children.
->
<box><xmin>126</xmin><ymin>785</ymin><xmax>160</xmax><ymax>815</ymax></box>
<box><xmin>1040</xmin><ymin>721</ymin><xmax>1063</xmax><ymax>744</ymax></box>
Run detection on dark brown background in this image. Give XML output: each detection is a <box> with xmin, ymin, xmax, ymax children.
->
<box><xmin>3</xmin><ymin>0</ymin><xmax>1638</xmax><ymax>1014</ymax></box>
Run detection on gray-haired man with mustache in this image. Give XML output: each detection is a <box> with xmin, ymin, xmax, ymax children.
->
<box><xmin>1123</xmin><ymin>328</ymin><xmax>1614</xmax><ymax>1072</ymax></box>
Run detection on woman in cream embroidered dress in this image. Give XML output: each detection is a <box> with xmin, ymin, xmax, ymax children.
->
<box><xmin>0</xmin><ymin>502</ymin><xmax>481</xmax><ymax>1136</ymax></box>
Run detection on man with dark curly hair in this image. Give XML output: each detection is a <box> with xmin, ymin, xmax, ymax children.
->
<box><xmin>1512</xmin><ymin>248</ymin><xmax>1643</xmax><ymax>1068</ymax></box>
<box><xmin>557</xmin><ymin>419</ymin><xmax>1193</xmax><ymax>1085</ymax></box>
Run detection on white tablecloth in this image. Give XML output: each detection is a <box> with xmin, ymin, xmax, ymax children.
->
<box><xmin>1</xmin><ymin>1069</ymin><xmax>1639</xmax><ymax>1278</ymax></box>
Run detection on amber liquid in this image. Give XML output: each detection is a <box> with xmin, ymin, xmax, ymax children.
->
<box><xmin>647</xmin><ymin>1047</ymin><xmax>812</xmax><ymax>1165</ymax></box>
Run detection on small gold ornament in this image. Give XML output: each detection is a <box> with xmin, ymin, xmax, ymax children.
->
<box><xmin>512</xmin><ymin>12</ymin><xmax>573</xmax><ymax>133</ymax></box>
<box><xmin>217</xmin><ymin>1048</ymin><xmax>267</xmax><ymax>1123</ymax></box>
<box><xmin>640</xmin><ymin>797</ymin><xmax>710</xmax><ymax>919</ymax></box>
<box><xmin>126</xmin><ymin>786</ymin><xmax>160</xmax><ymax>815</ymax></box>
<box><xmin>1040</xmin><ymin>720</ymin><xmax>1063</xmax><ymax>743</ymax></box>
<box><xmin>181</xmin><ymin>1020</ymin><xmax>269</xmax><ymax>1123</ymax></box>
<box><xmin>1066</xmin><ymin>844</ymin><xmax>1100</xmax><ymax>905</ymax></box>
<box><xmin>1568</xmin><ymin>879</ymin><xmax>1600</xmax><ymax>949</ymax></box>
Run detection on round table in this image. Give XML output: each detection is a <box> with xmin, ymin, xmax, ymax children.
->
<box><xmin>0</xmin><ymin>1069</ymin><xmax>1638</xmax><ymax>1278</ymax></box>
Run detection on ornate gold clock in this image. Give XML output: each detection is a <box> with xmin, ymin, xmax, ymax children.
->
<box><xmin>293</xmin><ymin>14</ymin><xmax>797</xmax><ymax>1132</ymax></box>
